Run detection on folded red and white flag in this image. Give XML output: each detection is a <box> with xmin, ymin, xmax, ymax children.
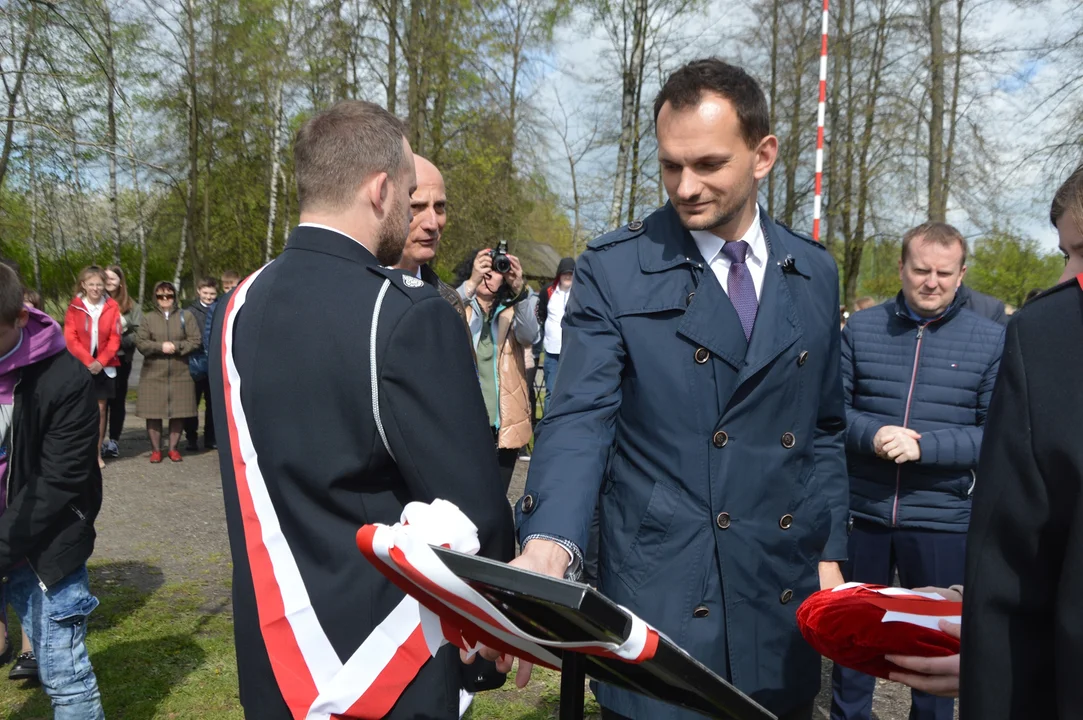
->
<box><xmin>797</xmin><ymin>582</ymin><xmax>961</xmax><ymax>679</ymax></box>
<box><xmin>356</xmin><ymin>500</ymin><xmax>660</xmax><ymax>684</ymax></box>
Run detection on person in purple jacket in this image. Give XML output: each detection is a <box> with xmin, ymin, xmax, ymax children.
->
<box><xmin>0</xmin><ymin>262</ymin><xmax>105</xmax><ymax>719</ymax></box>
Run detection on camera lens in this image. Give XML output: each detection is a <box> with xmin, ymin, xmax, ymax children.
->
<box><xmin>493</xmin><ymin>255</ymin><xmax>512</xmax><ymax>274</ymax></box>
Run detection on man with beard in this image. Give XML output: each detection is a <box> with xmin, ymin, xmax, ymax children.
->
<box><xmin>394</xmin><ymin>155</ymin><xmax>470</xmax><ymax>337</ymax></box>
<box><xmin>495</xmin><ymin>59</ymin><xmax>849</xmax><ymax>720</ymax></box>
<box><xmin>209</xmin><ymin>100</ymin><xmax>514</xmax><ymax>720</ymax></box>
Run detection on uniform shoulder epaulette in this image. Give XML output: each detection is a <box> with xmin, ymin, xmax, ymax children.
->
<box><xmin>587</xmin><ymin>219</ymin><xmax>648</xmax><ymax>250</ymax></box>
<box><xmin>777</xmin><ymin>221</ymin><xmax>826</xmax><ymax>251</ymax></box>
<box><xmin>366</xmin><ymin>265</ymin><xmax>440</xmax><ymax>301</ymax></box>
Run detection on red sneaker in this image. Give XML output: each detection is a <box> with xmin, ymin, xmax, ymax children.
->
<box><xmin>149</xmin><ymin>451</ymin><xmax>163</xmax><ymax>464</ymax></box>
<box><xmin>168</xmin><ymin>450</ymin><xmax>183</xmax><ymax>463</ymax></box>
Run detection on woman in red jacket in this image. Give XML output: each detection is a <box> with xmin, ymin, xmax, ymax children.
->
<box><xmin>64</xmin><ymin>265</ymin><xmax>122</xmax><ymax>469</ymax></box>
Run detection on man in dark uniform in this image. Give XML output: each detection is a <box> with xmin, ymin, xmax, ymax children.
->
<box><xmin>209</xmin><ymin>100</ymin><xmax>514</xmax><ymax>720</ymax></box>
<box><xmin>499</xmin><ymin>59</ymin><xmax>849</xmax><ymax>719</ymax></box>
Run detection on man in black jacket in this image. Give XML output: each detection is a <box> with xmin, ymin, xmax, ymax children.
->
<box><xmin>210</xmin><ymin>101</ymin><xmax>514</xmax><ymax>720</ymax></box>
<box><xmin>185</xmin><ymin>276</ymin><xmax>218</xmax><ymax>451</ymax></box>
<box><xmin>0</xmin><ymin>263</ymin><xmax>104</xmax><ymax>719</ymax></box>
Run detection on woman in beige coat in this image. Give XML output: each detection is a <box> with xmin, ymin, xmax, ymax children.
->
<box><xmin>135</xmin><ymin>281</ymin><xmax>201</xmax><ymax>463</ymax></box>
<box><xmin>456</xmin><ymin>248</ymin><xmax>540</xmax><ymax>492</ymax></box>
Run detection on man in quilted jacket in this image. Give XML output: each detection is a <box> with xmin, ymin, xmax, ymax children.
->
<box><xmin>830</xmin><ymin>222</ymin><xmax>1004</xmax><ymax>720</ymax></box>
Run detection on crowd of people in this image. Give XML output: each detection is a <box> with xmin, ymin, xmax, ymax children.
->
<box><xmin>0</xmin><ymin>54</ymin><xmax>1081</xmax><ymax>720</ymax></box>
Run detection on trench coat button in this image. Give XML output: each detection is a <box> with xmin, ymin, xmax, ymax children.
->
<box><xmin>521</xmin><ymin>494</ymin><xmax>535</xmax><ymax>513</ymax></box>
<box><xmin>716</xmin><ymin>512</ymin><xmax>731</xmax><ymax>530</ymax></box>
<box><xmin>693</xmin><ymin>605</ymin><xmax>710</xmax><ymax>618</ymax></box>
<box><xmin>686</xmin><ymin>291</ymin><xmax>695</xmax><ymax>306</ymax></box>
<box><xmin>779</xmin><ymin>514</ymin><xmax>793</xmax><ymax>530</ymax></box>
<box><xmin>628</xmin><ymin>220</ymin><xmax>643</xmax><ymax>231</ymax></box>
<box><xmin>712</xmin><ymin>430</ymin><xmax>729</xmax><ymax>448</ymax></box>
<box><xmin>847</xmin><ymin>516</ymin><xmax>855</xmax><ymax>535</ymax></box>
<box><xmin>780</xmin><ymin>589</ymin><xmax>794</xmax><ymax>604</ymax></box>
<box><xmin>695</xmin><ymin>347</ymin><xmax>710</xmax><ymax>364</ymax></box>
<box><xmin>781</xmin><ymin>432</ymin><xmax>796</xmax><ymax>449</ymax></box>
<box><xmin>798</xmin><ymin>350</ymin><xmax>809</xmax><ymax>366</ymax></box>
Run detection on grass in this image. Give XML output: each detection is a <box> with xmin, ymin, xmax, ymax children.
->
<box><xmin>466</xmin><ymin>668</ymin><xmax>602</xmax><ymax>720</ymax></box>
<box><xmin>0</xmin><ymin>561</ymin><xmax>596</xmax><ymax>719</ymax></box>
<box><xmin>0</xmin><ymin>562</ymin><xmax>241</xmax><ymax>720</ymax></box>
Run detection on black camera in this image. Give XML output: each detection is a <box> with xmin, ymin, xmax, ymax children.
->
<box><xmin>489</xmin><ymin>240</ymin><xmax>512</xmax><ymax>274</ymax></box>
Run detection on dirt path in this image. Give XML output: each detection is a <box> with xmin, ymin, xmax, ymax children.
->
<box><xmin>93</xmin><ymin>412</ymin><xmax>944</xmax><ymax>719</ymax></box>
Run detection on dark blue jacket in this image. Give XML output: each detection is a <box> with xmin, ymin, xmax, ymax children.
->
<box><xmin>842</xmin><ymin>295</ymin><xmax>1004</xmax><ymax>531</ymax></box>
<box><xmin>518</xmin><ymin>203</ymin><xmax>849</xmax><ymax>719</ymax></box>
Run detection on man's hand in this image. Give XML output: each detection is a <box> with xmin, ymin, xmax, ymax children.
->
<box><xmin>463</xmin><ymin>250</ymin><xmax>493</xmax><ymax>298</ymax></box>
<box><xmin>88</xmin><ymin>360</ymin><xmax>103</xmax><ymax>375</ymax></box>
<box><xmin>818</xmin><ymin>561</ymin><xmax>845</xmax><ymax>590</ymax></box>
<box><xmin>882</xmin><ymin>432</ymin><xmax>921</xmax><ymax>464</ymax></box>
<box><xmin>886</xmin><ymin>619</ymin><xmax>960</xmax><ymax>697</ymax></box>
<box><xmin>873</xmin><ymin>426</ymin><xmax>921</xmax><ymax>462</ymax></box>
<box><xmin>162</xmin><ymin>341</ymin><xmax>176</xmax><ymax>355</ymax></box>
<box><xmin>460</xmin><ymin>539</ymin><xmax>570</xmax><ymax>689</ymax></box>
<box><xmin>505</xmin><ymin>254</ymin><xmax>525</xmax><ymax>295</ymax></box>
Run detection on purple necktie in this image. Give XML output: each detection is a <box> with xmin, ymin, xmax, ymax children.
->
<box><xmin>720</xmin><ymin>240</ymin><xmax>758</xmax><ymax>341</ymax></box>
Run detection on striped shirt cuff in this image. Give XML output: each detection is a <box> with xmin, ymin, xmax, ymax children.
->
<box><xmin>521</xmin><ymin>534</ymin><xmax>583</xmax><ymax>582</ymax></box>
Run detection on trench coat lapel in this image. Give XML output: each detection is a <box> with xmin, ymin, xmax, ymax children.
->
<box><xmin>736</xmin><ymin>214</ymin><xmax>800</xmax><ymax>386</ymax></box>
<box><xmin>677</xmin><ymin>266</ymin><xmax>748</xmax><ymax>371</ymax></box>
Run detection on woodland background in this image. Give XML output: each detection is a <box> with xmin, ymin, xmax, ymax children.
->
<box><xmin>0</xmin><ymin>0</ymin><xmax>1079</xmax><ymax>310</ymax></box>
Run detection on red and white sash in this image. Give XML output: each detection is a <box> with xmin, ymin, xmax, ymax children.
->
<box><xmin>357</xmin><ymin>502</ymin><xmax>660</xmax><ymax>671</ymax></box>
<box><xmin>221</xmin><ymin>268</ymin><xmax>464</xmax><ymax>720</ymax></box>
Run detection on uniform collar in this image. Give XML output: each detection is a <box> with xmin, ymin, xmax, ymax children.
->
<box><xmin>289</xmin><ymin>223</ymin><xmax>379</xmax><ymax>266</ymax></box>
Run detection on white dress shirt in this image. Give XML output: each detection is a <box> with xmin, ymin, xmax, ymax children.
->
<box><xmin>689</xmin><ymin>206</ymin><xmax>767</xmax><ymax>301</ymax></box>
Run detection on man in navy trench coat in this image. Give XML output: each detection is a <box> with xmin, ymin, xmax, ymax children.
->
<box><xmin>506</xmin><ymin>59</ymin><xmax>849</xmax><ymax>720</ymax></box>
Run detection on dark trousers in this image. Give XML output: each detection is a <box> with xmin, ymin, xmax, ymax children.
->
<box><xmin>602</xmin><ymin>699</ymin><xmax>814</xmax><ymax>720</ymax></box>
<box><xmin>107</xmin><ymin>358</ymin><xmax>132</xmax><ymax>441</ymax></box>
<box><xmin>830</xmin><ymin>518</ymin><xmax>966</xmax><ymax>720</ymax></box>
<box><xmin>185</xmin><ymin>377</ymin><xmax>215</xmax><ymax>446</ymax></box>
<box><xmin>492</xmin><ymin>427</ymin><xmax>518</xmax><ymax>495</ymax></box>
<box><xmin>526</xmin><ymin>364</ymin><xmax>540</xmax><ymax>431</ymax></box>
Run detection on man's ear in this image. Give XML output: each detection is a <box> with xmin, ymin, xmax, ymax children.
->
<box><xmin>958</xmin><ymin>265</ymin><xmax>967</xmax><ymax>286</ymax></box>
<box><xmin>367</xmin><ymin>172</ymin><xmax>390</xmax><ymax>216</ymax></box>
<box><xmin>15</xmin><ymin>307</ymin><xmax>29</xmax><ymax>329</ymax></box>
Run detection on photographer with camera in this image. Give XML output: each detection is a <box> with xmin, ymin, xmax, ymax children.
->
<box><xmin>457</xmin><ymin>245</ymin><xmax>538</xmax><ymax>492</ymax></box>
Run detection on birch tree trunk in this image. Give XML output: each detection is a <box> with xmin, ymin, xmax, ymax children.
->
<box><xmin>102</xmin><ymin>1</ymin><xmax>122</xmax><ymax>265</ymax></box>
<box><xmin>184</xmin><ymin>0</ymin><xmax>201</xmax><ymax>285</ymax></box>
<box><xmin>783</xmin><ymin>0</ymin><xmax>812</xmax><ymax>226</ymax></box>
<box><xmin>385</xmin><ymin>0</ymin><xmax>398</xmax><ymax>112</ymax></box>
<box><xmin>767</xmin><ymin>0</ymin><xmax>781</xmax><ymax>217</ymax></box>
<box><xmin>126</xmin><ymin>112</ymin><xmax>148</xmax><ymax>304</ymax></box>
<box><xmin>27</xmin><ymin>109</ymin><xmax>41</xmax><ymax>293</ymax></box>
<box><xmin>264</xmin><ymin>0</ymin><xmax>294</xmax><ymax>264</ymax></box>
<box><xmin>927</xmin><ymin>0</ymin><xmax>947</xmax><ymax>221</ymax></box>
<box><xmin>174</xmin><ymin>212</ymin><xmax>189</xmax><ymax>290</ymax></box>
<box><xmin>608</xmin><ymin>0</ymin><xmax>648</xmax><ymax>229</ymax></box>
<box><xmin>0</xmin><ymin>5</ymin><xmax>37</xmax><ymax>193</ymax></box>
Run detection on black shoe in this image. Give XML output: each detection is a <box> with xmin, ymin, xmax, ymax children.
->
<box><xmin>204</xmin><ymin>439</ymin><xmax>217</xmax><ymax>451</ymax></box>
<box><xmin>0</xmin><ymin>639</ymin><xmax>12</xmax><ymax>667</ymax></box>
<box><xmin>187</xmin><ymin>440</ymin><xmax>199</xmax><ymax>452</ymax></box>
<box><xmin>8</xmin><ymin>651</ymin><xmax>36</xmax><ymax>680</ymax></box>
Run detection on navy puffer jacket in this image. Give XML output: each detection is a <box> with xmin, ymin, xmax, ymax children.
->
<box><xmin>842</xmin><ymin>294</ymin><xmax>1004</xmax><ymax>531</ymax></box>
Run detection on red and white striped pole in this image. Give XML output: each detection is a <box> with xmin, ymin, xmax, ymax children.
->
<box><xmin>812</xmin><ymin>0</ymin><xmax>830</xmax><ymax>242</ymax></box>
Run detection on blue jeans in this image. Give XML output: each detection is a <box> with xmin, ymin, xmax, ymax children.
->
<box><xmin>7</xmin><ymin>565</ymin><xmax>105</xmax><ymax>719</ymax></box>
<box><xmin>543</xmin><ymin>352</ymin><xmax>560</xmax><ymax>415</ymax></box>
